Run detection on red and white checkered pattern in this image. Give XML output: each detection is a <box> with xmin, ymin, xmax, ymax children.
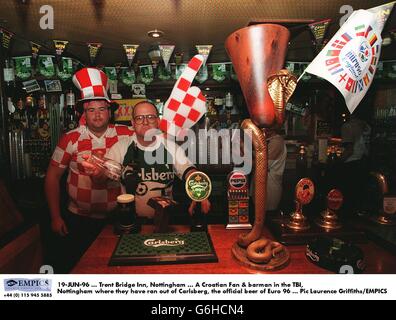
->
<box><xmin>72</xmin><ymin>67</ymin><xmax>111</xmax><ymax>103</ymax></box>
<box><xmin>159</xmin><ymin>55</ymin><xmax>206</xmax><ymax>137</ymax></box>
<box><xmin>50</xmin><ymin>124</ymin><xmax>134</xmax><ymax>218</ymax></box>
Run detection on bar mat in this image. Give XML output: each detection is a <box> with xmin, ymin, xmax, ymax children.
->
<box><xmin>109</xmin><ymin>231</ymin><xmax>218</xmax><ymax>266</ymax></box>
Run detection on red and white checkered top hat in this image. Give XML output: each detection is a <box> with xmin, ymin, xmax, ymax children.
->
<box><xmin>72</xmin><ymin>67</ymin><xmax>111</xmax><ymax>103</ymax></box>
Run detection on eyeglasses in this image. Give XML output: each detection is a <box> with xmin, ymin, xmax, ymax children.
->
<box><xmin>134</xmin><ymin>114</ymin><xmax>158</xmax><ymax>124</ymax></box>
<box><xmin>85</xmin><ymin>107</ymin><xmax>109</xmax><ymax>113</ymax></box>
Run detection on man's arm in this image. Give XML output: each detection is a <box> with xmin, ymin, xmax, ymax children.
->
<box><xmin>45</xmin><ymin>165</ymin><xmax>68</xmax><ymax>236</ymax></box>
<box><xmin>183</xmin><ymin>167</ymin><xmax>198</xmax><ymax>181</ymax></box>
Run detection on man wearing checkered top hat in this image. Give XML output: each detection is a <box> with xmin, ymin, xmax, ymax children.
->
<box><xmin>45</xmin><ymin>67</ymin><xmax>133</xmax><ymax>273</ymax></box>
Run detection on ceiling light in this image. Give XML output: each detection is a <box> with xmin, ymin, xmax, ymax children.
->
<box><xmin>147</xmin><ymin>29</ymin><xmax>164</xmax><ymax>38</ymax></box>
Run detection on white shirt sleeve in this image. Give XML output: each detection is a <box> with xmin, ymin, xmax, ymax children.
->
<box><xmin>107</xmin><ymin>136</ymin><xmax>134</xmax><ymax>164</ymax></box>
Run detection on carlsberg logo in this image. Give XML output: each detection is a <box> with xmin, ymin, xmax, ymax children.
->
<box><xmin>139</xmin><ymin>168</ymin><xmax>174</xmax><ymax>182</ymax></box>
<box><xmin>144</xmin><ymin>238</ymin><xmax>185</xmax><ymax>248</ymax></box>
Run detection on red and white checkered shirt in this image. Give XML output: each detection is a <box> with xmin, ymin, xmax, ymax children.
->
<box><xmin>50</xmin><ymin>124</ymin><xmax>134</xmax><ymax>218</ymax></box>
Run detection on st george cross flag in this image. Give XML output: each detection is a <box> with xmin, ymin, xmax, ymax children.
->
<box><xmin>304</xmin><ymin>2</ymin><xmax>395</xmax><ymax>113</ymax></box>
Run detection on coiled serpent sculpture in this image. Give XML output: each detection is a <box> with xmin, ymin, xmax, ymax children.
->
<box><xmin>226</xmin><ymin>24</ymin><xmax>297</xmax><ymax>268</ymax></box>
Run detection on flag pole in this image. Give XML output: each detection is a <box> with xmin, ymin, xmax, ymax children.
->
<box><xmin>297</xmin><ymin>71</ymin><xmax>306</xmax><ymax>83</ymax></box>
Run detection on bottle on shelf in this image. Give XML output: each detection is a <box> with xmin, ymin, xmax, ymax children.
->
<box><xmin>3</xmin><ymin>59</ymin><xmax>15</xmax><ymax>87</ymax></box>
<box><xmin>7</xmin><ymin>97</ymin><xmax>17</xmax><ymax>131</ymax></box>
<box><xmin>4</xmin><ymin>59</ymin><xmax>16</xmax><ymax>120</ymax></box>
<box><xmin>64</xmin><ymin>89</ymin><xmax>78</xmax><ymax>132</ymax></box>
<box><xmin>26</xmin><ymin>96</ymin><xmax>38</xmax><ymax>139</ymax></box>
<box><xmin>13</xmin><ymin>97</ymin><xmax>28</xmax><ymax>132</ymax></box>
<box><xmin>154</xmin><ymin>99</ymin><xmax>164</xmax><ymax>118</ymax></box>
<box><xmin>214</xmin><ymin>95</ymin><xmax>224</xmax><ymax>115</ymax></box>
<box><xmin>6</xmin><ymin>97</ymin><xmax>15</xmax><ymax>112</ymax></box>
<box><xmin>226</xmin><ymin>112</ymin><xmax>232</xmax><ymax>129</ymax></box>
<box><xmin>206</xmin><ymin>96</ymin><xmax>216</xmax><ymax>116</ymax></box>
<box><xmin>296</xmin><ymin>144</ymin><xmax>308</xmax><ymax>179</ymax></box>
<box><xmin>225</xmin><ymin>92</ymin><xmax>233</xmax><ymax>112</ymax></box>
<box><xmin>37</xmin><ymin>94</ymin><xmax>50</xmax><ymax>140</ymax></box>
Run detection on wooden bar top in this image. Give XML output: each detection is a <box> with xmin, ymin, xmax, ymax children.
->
<box><xmin>72</xmin><ymin>224</ymin><xmax>396</xmax><ymax>274</ymax></box>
